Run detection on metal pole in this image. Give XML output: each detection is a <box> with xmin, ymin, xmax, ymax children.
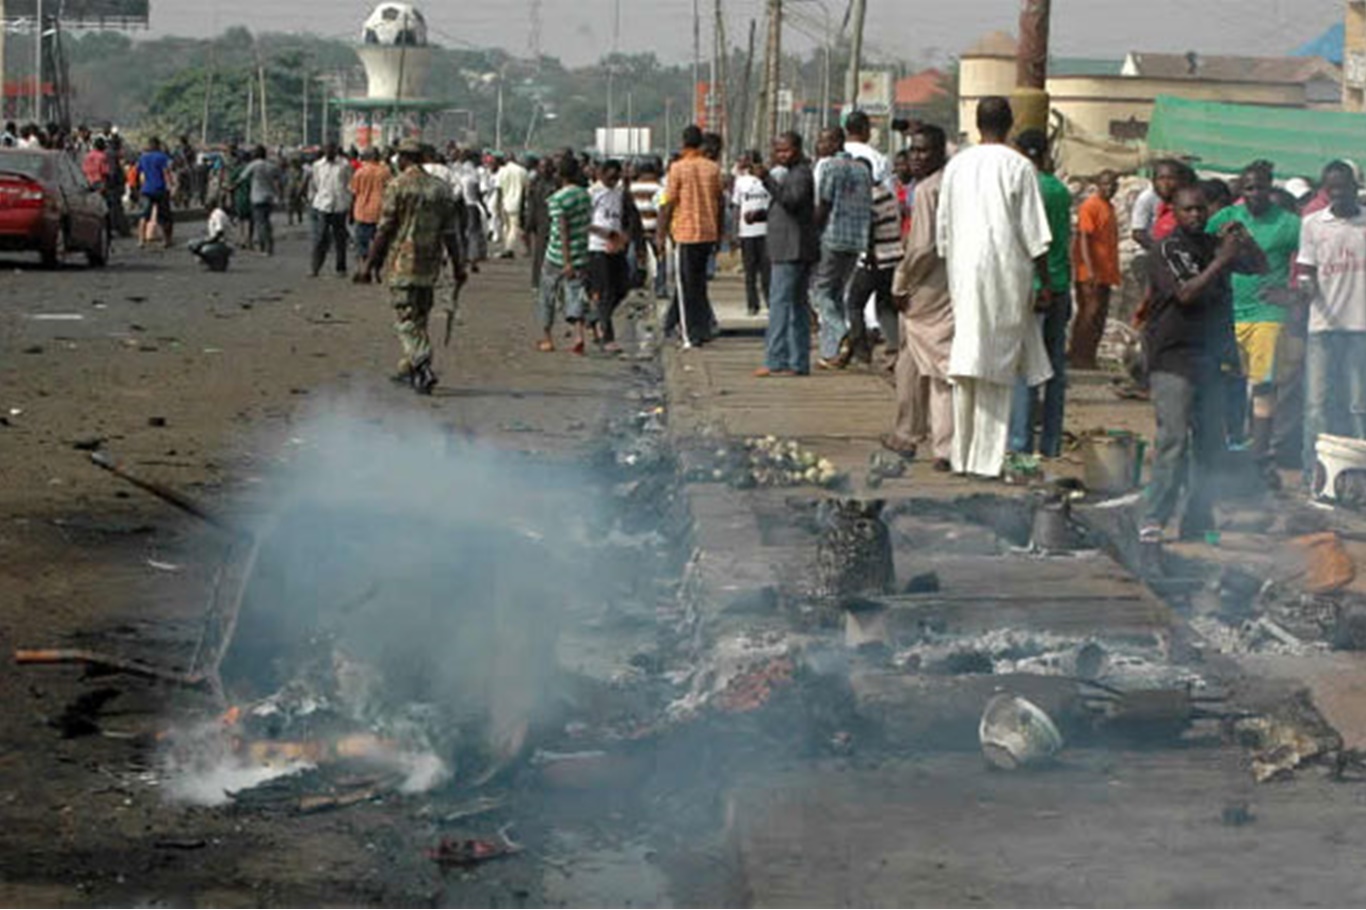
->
<box><xmin>821</xmin><ymin>3</ymin><xmax>831</xmax><ymax>126</ymax></box>
<box><xmin>245</xmin><ymin>74</ymin><xmax>253</xmax><ymax>144</ymax></box>
<box><xmin>495</xmin><ymin>65</ymin><xmax>505</xmax><ymax>150</ymax></box>
<box><xmin>607</xmin><ymin>0</ymin><xmax>619</xmax><ymax>155</ymax></box>
<box><xmin>692</xmin><ymin>0</ymin><xmax>700</xmax><ymax>124</ymax></box>
<box><xmin>258</xmin><ymin>61</ymin><xmax>269</xmax><ymax>145</ymax></box>
<box><xmin>33</xmin><ymin>0</ymin><xmax>42</xmax><ymax>123</ymax></box>
<box><xmin>714</xmin><ymin>0</ymin><xmax>729</xmax><ymax>166</ymax></box>
<box><xmin>844</xmin><ymin>0</ymin><xmax>866</xmax><ymax>109</ymax></box>
<box><xmin>664</xmin><ymin>95</ymin><xmax>672</xmax><ymax>152</ymax></box>
<box><xmin>393</xmin><ymin>10</ymin><xmax>408</xmax><ymax>144</ymax></box>
<box><xmin>737</xmin><ymin>19</ymin><xmax>755</xmax><ymax>157</ymax></box>
<box><xmin>763</xmin><ymin>0</ymin><xmax>781</xmax><ymax>148</ymax></box>
<box><xmin>301</xmin><ymin>63</ymin><xmax>308</xmax><ymax>146</ymax></box>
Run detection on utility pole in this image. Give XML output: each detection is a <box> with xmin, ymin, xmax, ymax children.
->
<box><xmin>664</xmin><ymin>95</ymin><xmax>672</xmax><ymax>152</ymax></box>
<box><xmin>495</xmin><ymin>64</ymin><xmax>505</xmax><ymax>150</ymax></box>
<box><xmin>843</xmin><ymin>0</ymin><xmax>866</xmax><ymax>110</ymax></box>
<box><xmin>1013</xmin><ymin>0</ymin><xmax>1051</xmax><ymax>134</ymax></box>
<box><xmin>607</xmin><ymin>0</ymin><xmax>619</xmax><ymax>155</ymax></box>
<box><xmin>736</xmin><ymin>18</ymin><xmax>755</xmax><ymax>157</ymax></box>
<box><xmin>714</xmin><ymin>0</ymin><xmax>729</xmax><ymax>164</ymax></box>
<box><xmin>33</xmin><ymin>0</ymin><xmax>43</xmax><ymax>123</ymax></box>
<box><xmin>258</xmin><ymin>60</ymin><xmax>269</xmax><ymax>145</ymax></box>
<box><xmin>200</xmin><ymin>43</ymin><xmax>216</xmax><ymax>146</ymax></box>
<box><xmin>301</xmin><ymin>64</ymin><xmax>308</xmax><ymax>147</ymax></box>
<box><xmin>245</xmin><ymin>75</ymin><xmax>254</xmax><ymax>145</ymax></box>
<box><xmin>691</xmin><ymin>0</ymin><xmax>700</xmax><ymax>125</ymax></box>
<box><xmin>762</xmin><ymin>0</ymin><xmax>781</xmax><ymax>148</ymax></box>
<box><xmin>0</xmin><ymin>0</ymin><xmax>6</xmax><ymax>126</ymax></box>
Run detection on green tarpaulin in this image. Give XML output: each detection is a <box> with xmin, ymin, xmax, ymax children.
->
<box><xmin>1146</xmin><ymin>95</ymin><xmax>1366</xmax><ymax>179</ymax></box>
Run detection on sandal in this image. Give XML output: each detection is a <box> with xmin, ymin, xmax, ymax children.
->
<box><xmin>880</xmin><ymin>434</ymin><xmax>917</xmax><ymax>459</ymax></box>
<box><xmin>536</xmin><ymin>340</ymin><xmax>555</xmax><ymax>353</ymax></box>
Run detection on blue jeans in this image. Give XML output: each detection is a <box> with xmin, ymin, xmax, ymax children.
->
<box><xmin>1303</xmin><ymin>331</ymin><xmax>1366</xmax><ymax>481</ymax></box>
<box><xmin>1009</xmin><ymin>293</ymin><xmax>1072</xmax><ymax>457</ymax></box>
<box><xmin>537</xmin><ymin>267</ymin><xmax>587</xmax><ymax>331</ymax></box>
<box><xmin>1144</xmin><ymin>367</ymin><xmax>1222</xmax><ymax>534</ymax></box>
<box><xmin>765</xmin><ymin>261</ymin><xmax>812</xmax><ymax>374</ymax></box>
<box><xmin>354</xmin><ymin>221</ymin><xmax>377</xmax><ymax>264</ymax></box>
<box><xmin>812</xmin><ymin>248</ymin><xmax>860</xmax><ymax>360</ymax></box>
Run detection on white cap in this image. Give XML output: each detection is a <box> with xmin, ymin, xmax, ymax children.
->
<box><xmin>1284</xmin><ymin>177</ymin><xmax>1312</xmax><ymax>199</ymax></box>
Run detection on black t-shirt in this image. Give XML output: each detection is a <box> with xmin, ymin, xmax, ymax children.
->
<box><xmin>1145</xmin><ymin>229</ymin><xmax>1239</xmax><ymax>379</ymax></box>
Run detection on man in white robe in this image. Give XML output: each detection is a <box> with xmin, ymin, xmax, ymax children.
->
<box><xmin>936</xmin><ymin>96</ymin><xmax>1054</xmax><ymax>478</ymax></box>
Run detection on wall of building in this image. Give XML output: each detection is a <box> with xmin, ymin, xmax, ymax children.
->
<box><xmin>1346</xmin><ymin>0</ymin><xmax>1366</xmax><ymax>111</ymax></box>
<box><xmin>960</xmin><ymin>54</ymin><xmax>1310</xmax><ymax>143</ymax></box>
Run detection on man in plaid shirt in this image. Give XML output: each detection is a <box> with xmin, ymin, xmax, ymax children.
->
<box><xmin>811</xmin><ymin>126</ymin><xmax>872</xmax><ymax>369</ymax></box>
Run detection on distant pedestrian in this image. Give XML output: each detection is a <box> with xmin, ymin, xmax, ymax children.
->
<box><xmin>937</xmin><ymin>97</ymin><xmax>1052</xmax><ymax>478</ymax></box>
<box><xmin>811</xmin><ymin>126</ymin><xmax>873</xmax><ymax>369</ymax></box>
<box><xmin>1069</xmin><ymin>169</ymin><xmax>1121</xmax><ymax>369</ymax></box>
<box><xmin>308</xmin><ymin>142</ymin><xmax>352</xmax><ymax>277</ymax></box>
<box><xmin>350</xmin><ymin>147</ymin><xmax>392</xmax><ymax>265</ymax></box>
<box><xmin>844</xmin><ymin>157</ymin><xmax>904</xmax><ymax>365</ymax></box>
<box><xmin>523</xmin><ymin>154</ymin><xmax>556</xmax><ymax>291</ymax></box>
<box><xmin>886</xmin><ymin>124</ymin><xmax>953</xmax><ymax>470</ymax></box>
<box><xmin>135</xmin><ymin>136</ymin><xmax>175</xmax><ymax>248</ymax></box>
<box><xmin>538</xmin><ymin>155</ymin><xmax>593</xmax><ymax>354</ymax></box>
<box><xmin>497</xmin><ymin>153</ymin><xmax>530</xmax><ymax>256</ymax></box>
<box><xmin>1296</xmin><ymin>160</ymin><xmax>1366</xmax><ymax>486</ymax></box>
<box><xmin>753</xmin><ymin>131</ymin><xmax>819</xmax><ymax>377</ymax></box>
<box><xmin>233</xmin><ymin>144</ymin><xmax>283</xmax><ymax>256</ymax></box>
<box><xmin>588</xmin><ymin>159</ymin><xmax>630</xmax><ymax>351</ymax></box>
<box><xmin>628</xmin><ymin>159</ymin><xmax>667</xmax><ymax>299</ymax></box>
<box><xmin>732</xmin><ymin>150</ymin><xmax>772</xmax><ymax>315</ymax></box>
<box><xmin>658</xmin><ymin>125</ymin><xmax>723</xmax><ymax>348</ymax></box>
<box><xmin>357</xmin><ymin>138</ymin><xmax>466</xmax><ymax>395</ymax></box>
<box><xmin>1008</xmin><ymin>128</ymin><xmax>1072</xmax><ymax>459</ymax></box>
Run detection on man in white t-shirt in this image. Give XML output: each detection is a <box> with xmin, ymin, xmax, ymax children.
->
<box><xmin>1295</xmin><ymin>160</ymin><xmax>1366</xmax><ymax>484</ymax></box>
<box><xmin>843</xmin><ymin>110</ymin><xmax>891</xmax><ymax>188</ymax></box>
<box><xmin>732</xmin><ymin>150</ymin><xmax>772</xmax><ymax>314</ymax></box>
<box><xmin>588</xmin><ymin>159</ymin><xmax>630</xmax><ymax>350</ymax></box>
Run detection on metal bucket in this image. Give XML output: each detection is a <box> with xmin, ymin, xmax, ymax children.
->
<box><xmin>1031</xmin><ymin>498</ymin><xmax>1072</xmax><ymax>552</ymax></box>
<box><xmin>1082</xmin><ymin>431</ymin><xmax>1142</xmax><ymax>496</ymax></box>
<box><xmin>979</xmin><ymin>692</ymin><xmax>1064</xmax><ymax>770</ymax></box>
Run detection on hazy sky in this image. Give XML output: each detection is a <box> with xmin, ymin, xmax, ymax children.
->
<box><xmin>148</xmin><ymin>0</ymin><xmax>1340</xmax><ymax>68</ymax></box>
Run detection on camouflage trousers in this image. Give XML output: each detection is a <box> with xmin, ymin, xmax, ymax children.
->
<box><xmin>392</xmin><ymin>285</ymin><xmax>435</xmax><ymax>374</ymax></box>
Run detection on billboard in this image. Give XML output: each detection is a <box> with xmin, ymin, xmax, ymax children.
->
<box><xmin>4</xmin><ymin>0</ymin><xmax>149</xmax><ymax>27</ymax></box>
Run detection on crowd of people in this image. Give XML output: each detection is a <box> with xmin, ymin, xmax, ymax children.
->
<box><xmin>630</xmin><ymin>96</ymin><xmax>1366</xmax><ymax>544</ymax></box>
<box><xmin>13</xmin><ymin>98</ymin><xmax>1366</xmax><ymax>543</ymax></box>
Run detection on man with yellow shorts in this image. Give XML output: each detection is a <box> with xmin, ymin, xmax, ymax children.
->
<box><xmin>1208</xmin><ymin>161</ymin><xmax>1301</xmax><ymax>482</ymax></box>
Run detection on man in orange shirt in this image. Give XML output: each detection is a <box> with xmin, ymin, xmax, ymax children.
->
<box><xmin>1069</xmin><ymin>170</ymin><xmax>1121</xmax><ymax>369</ymax></box>
<box><xmin>657</xmin><ymin>125</ymin><xmax>724</xmax><ymax>348</ymax></box>
<box><xmin>350</xmin><ymin>148</ymin><xmax>392</xmax><ymax>267</ymax></box>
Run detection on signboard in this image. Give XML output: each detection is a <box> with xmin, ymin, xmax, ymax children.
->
<box><xmin>1348</xmin><ymin>51</ymin><xmax>1366</xmax><ymax>90</ymax></box>
<box><xmin>595</xmin><ymin>127</ymin><xmax>652</xmax><ymax>156</ymax></box>
<box><xmin>854</xmin><ymin>70</ymin><xmax>893</xmax><ymax>116</ymax></box>
<box><xmin>4</xmin><ymin>0</ymin><xmax>149</xmax><ymax>27</ymax></box>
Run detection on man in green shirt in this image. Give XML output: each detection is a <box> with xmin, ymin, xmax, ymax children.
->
<box><xmin>538</xmin><ymin>155</ymin><xmax>592</xmax><ymax>354</ymax></box>
<box><xmin>1009</xmin><ymin>129</ymin><xmax>1072</xmax><ymax>457</ymax></box>
<box><xmin>1207</xmin><ymin>160</ymin><xmax>1300</xmax><ymax>475</ymax></box>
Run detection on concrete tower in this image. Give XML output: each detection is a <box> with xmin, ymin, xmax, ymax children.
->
<box><xmin>341</xmin><ymin>3</ymin><xmax>441</xmax><ymax>149</ymax></box>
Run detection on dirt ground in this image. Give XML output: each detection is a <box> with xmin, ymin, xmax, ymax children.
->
<box><xmin>5</xmin><ymin>221</ymin><xmax>1366</xmax><ymax>909</ymax></box>
<box><xmin>0</xmin><ymin>224</ymin><xmax>681</xmax><ymax>907</ymax></box>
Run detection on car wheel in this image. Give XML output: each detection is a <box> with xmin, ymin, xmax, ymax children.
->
<box><xmin>41</xmin><ymin>225</ymin><xmax>68</xmax><ymax>269</ymax></box>
<box><xmin>86</xmin><ymin>223</ymin><xmax>109</xmax><ymax>267</ymax></box>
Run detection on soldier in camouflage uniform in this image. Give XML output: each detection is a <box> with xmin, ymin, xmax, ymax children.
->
<box><xmin>357</xmin><ymin>138</ymin><xmax>467</xmax><ymax>395</ymax></box>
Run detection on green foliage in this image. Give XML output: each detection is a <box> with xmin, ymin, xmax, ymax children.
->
<box><xmin>53</xmin><ymin>27</ymin><xmax>952</xmax><ymax>153</ymax></box>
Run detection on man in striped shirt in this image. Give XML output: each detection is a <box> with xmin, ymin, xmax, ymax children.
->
<box><xmin>629</xmin><ymin>158</ymin><xmax>665</xmax><ymax>297</ymax></box>
<box><xmin>843</xmin><ymin>158</ymin><xmax>904</xmax><ymax>366</ymax></box>
<box><xmin>538</xmin><ymin>155</ymin><xmax>593</xmax><ymax>354</ymax></box>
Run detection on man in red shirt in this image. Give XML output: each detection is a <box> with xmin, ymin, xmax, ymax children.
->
<box><xmin>82</xmin><ymin>137</ymin><xmax>109</xmax><ymax>191</ymax></box>
<box><xmin>1069</xmin><ymin>170</ymin><xmax>1121</xmax><ymax>368</ymax></box>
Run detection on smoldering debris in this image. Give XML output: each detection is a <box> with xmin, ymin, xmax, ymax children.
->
<box><xmin>145</xmin><ymin>402</ymin><xmax>669</xmax><ymax>808</ymax></box>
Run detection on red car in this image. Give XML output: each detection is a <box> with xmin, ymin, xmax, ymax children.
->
<box><xmin>0</xmin><ymin>148</ymin><xmax>110</xmax><ymax>267</ymax></box>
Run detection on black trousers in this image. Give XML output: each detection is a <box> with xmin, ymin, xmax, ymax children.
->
<box><xmin>740</xmin><ymin>235</ymin><xmax>770</xmax><ymax>314</ymax></box>
<box><xmin>311</xmin><ymin>210</ymin><xmax>348</xmax><ymax>275</ymax></box>
<box><xmin>664</xmin><ymin>242</ymin><xmax>716</xmax><ymax>345</ymax></box>
<box><xmin>845</xmin><ymin>265</ymin><xmax>897</xmax><ymax>360</ymax></box>
<box><xmin>589</xmin><ymin>250</ymin><xmax>629</xmax><ymax>343</ymax></box>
